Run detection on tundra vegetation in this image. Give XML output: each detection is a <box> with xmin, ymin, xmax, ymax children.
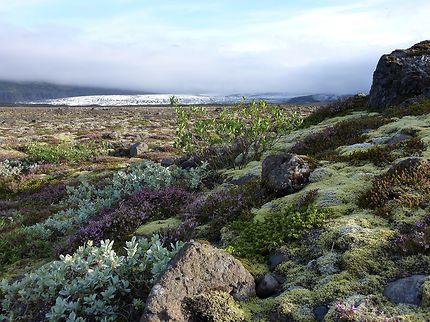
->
<box><xmin>1</xmin><ymin>95</ymin><xmax>430</xmax><ymax>321</ymax></box>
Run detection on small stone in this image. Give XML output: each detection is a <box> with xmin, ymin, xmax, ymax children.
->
<box><xmin>268</xmin><ymin>252</ymin><xmax>287</xmax><ymax>271</ymax></box>
<box><xmin>130</xmin><ymin>142</ymin><xmax>149</xmax><ymax>158</ymax></box>
<box><xmin>230</xmin><ymin>174</ymin><xmax>258</xmax><ymax>186</ymax></box>
<box><xmin>383</xmin><ymin>275</ymin><xmax>428</xmax><ymax>306</ymax></box>
<box><xmin>256</xmin><ymin>273</ymin><xmax>281</xmax><ymax>299</ymax></box>
<box><xmin>313</xmin><ymin>305</ymin><xmax>329</xmax><ymax>322</ymax></box>
<box><xmin>160</xmin><ymin>159</ymin><xmax>174</xmax><ymax>167</ymax></box>
<box><xmin>261</xmin><ymin>153</ymin><xmax>310</xmax><ymax>196</ymax></box>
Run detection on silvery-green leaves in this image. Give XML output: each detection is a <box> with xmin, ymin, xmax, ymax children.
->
<box><xmin>0</xmin><ymin>235</ymin><xmax>183</xmax><ymax>321</ymax></box>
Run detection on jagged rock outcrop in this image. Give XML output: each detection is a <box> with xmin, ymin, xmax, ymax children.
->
<box><xmin>369</xmin><ymin>41</ymin><xmax>430</xmax><ymax>109</ymax></box>
<box><xmin>141</xmin><ymin>241</ymin><xmax>255</xmax><ymax>322</ymax></box>
<box><xmin>261</xmin><ymin>153</ymin><xmax>311</xmax><ymax>195</ymax></box>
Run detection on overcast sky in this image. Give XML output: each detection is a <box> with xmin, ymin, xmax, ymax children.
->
<box><xmin>0</xmin><ymin>0</ymin><xmax>429</xmax><ymax>94</ymax></box>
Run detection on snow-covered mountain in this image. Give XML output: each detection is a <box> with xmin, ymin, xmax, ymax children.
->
<box><xmin>24</xmin><ymin>93</ymin><xmax>346</xmax><ymax>106</ymax></box>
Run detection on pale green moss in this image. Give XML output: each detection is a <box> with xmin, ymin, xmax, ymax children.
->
<box><xmin>422</xmin><ymin>280</ymin><xmax>430</xmax><ymax>308</ymax></box>
<box><xmin>313</xmin><ymin>272</ymin><xmax>358</xmax><ymax>304</ymax></box>
<box><xmin>273</xmin><ymin>288</ymin><xmax>315</xmax><ymax>322</ymax></box>
<box><xmin>184</xmin><ymin>290</ymin><xmax>246</xmax><ymax>322</ymax></box>
<box><xmin>134</xmin><ymin>217</ymin><xmax>181</xmax><ymax>236</ymax></box>
<box><xmin>221</xmin><ymin>160</ymin><xmax>262</xmax><ymax>181</ymax></box>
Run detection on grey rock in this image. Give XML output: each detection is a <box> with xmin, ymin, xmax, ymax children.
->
<box><xmin>268</xmin><ymin>252</ymin><xmax>287</xmax><ymax>271</ymax></box>
<box><xmin>160</xmin><ymin>159</ymin><xmax>174</xmax><ymax>167</ymax></box>
<box><xmin>230</xmin><ymin>174</ymin><xmax>258</xmax><ymax>186</ymax></box>
<box><xmin>385</xmin><ymin>133</ymin><xmax>413</xmax><ymax>145</ymax></box>
<box><xmin>309</xmin><ymin>167</ymin><xmax>331</xmax><ymax>183</ymax></box>
<box><xmin>383</xmin><ymin>275</ymin><xmax>428</xmax><ymax>306</ymax></box>
<box><xmin>313</xmin><ymin>305</ymin><xmax>329</xmax><ymax>322</ymax></box>
<box><xmin>261</xmin><ymin>153</ymin><xmax>310</xmax><ymax>195</ymax></box>
<box><xmin>316</xmin><ymin>252</ymin><xmax>341</xmax><ymax>275</ymax></box>
<box><xmin>369</xmin><ymin>40</ymin><xmax>430</xmax><ymax>109</ymax></box>
<box><xmin>141</xmin><ymin>241</ymin><xmax>255</xmax><ymax>322</ymax></box>
<box><xmin>256</xmin><ymin>274</ymin><xmax>281</xmax><ymax>299</ymax></box>
<box><xmin>344</xmin><ymin>142</ymin><xmax>374</xmax><ymax>151</ymax></box>
<box><xmin>130</xmin><ymin>142</ymin><xmax>149</xmax><ymax>157</ymax></box>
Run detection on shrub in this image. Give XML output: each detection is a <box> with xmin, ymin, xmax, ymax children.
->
<box><xmin>303</xmin><ymin>95</ymin><xmax>369</xmax><ymax>127</ymax></box>
<box><xmin>178</xmin><ymin>179</ymin><xmax>268</xmax><ymax>241</ymax></box>
<box><xmin>26</xmin><ymin>160</ymin><xmax>207</xmax><ymax>240</ymax></box>
<box><xmin>359</xmin><ymin>159</ymin><xmax>430</xmax><ymax>212</ymax></box>
<box><xmin>0</xmin><ymin>235</ymin><xmax>183</xmax><ymax>322</ymax></box>
<box><xmin>290</xmin><ymin>115</ymin><xmax>389</xmax><ymax>160</ymax></box>
<box><xmin>382</xmin><ymin>98</ymin><xmax>430</xmax><ymax>118</ymax></box>
<box><xmin>227</xmin><ymin>205</ymin><xmax>331</xmax><ymax>260</ymax></box>
<box><xmin>174</xmin><ymin>100</ymin><xmax>303</xmax><ymax>167</ymax></box>
<box><xmin>395</xmin><ymin>215</ymin><xmax>430</xmax><ymax>255</ymax></box>
<box><xmin>0</xmin><ymin>160</ymin><xmax>24</xmax><ymax>177</ymax></box>
<box><xmin>66</xmin><ymin>186</ymin><xmax>192</xmax><ymax>251</ymax></box>
<box><xmin>23</xmin><ymin>142</ymin><xmax>108</xmax><ymax>164</ymax></box>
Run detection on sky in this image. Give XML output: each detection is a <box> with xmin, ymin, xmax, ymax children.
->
<box><xmin>0</xmin><ymin>0</ymin><xmax>429</xmax><ymax>95</ymax></box>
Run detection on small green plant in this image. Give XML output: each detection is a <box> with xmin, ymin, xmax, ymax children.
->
<box><xmin>169</xmin><ymin>95</ymin><xmax>180</xmax><ymax>106</ymax></box>
<box><xmin>23</xmin><ymin>142</ymin><xmax>108</xmax><ymax>164</ymax></box>
<box><xmin>227</xmin><ymin>205</ymin><xmax>331</xmax><ymax>260</ymax></box>
<box><xmin>174</xmin><ymin>99</ymin><xmax>303</xmax><ymax>167</ymax></box>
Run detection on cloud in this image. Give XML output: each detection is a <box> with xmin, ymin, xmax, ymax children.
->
<box><xmin>0</xmin><ymin>0</ymin><xmax>429</xmax><ymax>94</ymax></box>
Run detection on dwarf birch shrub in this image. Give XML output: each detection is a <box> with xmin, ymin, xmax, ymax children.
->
<box><xmin>0</xmin><ymin>235</ymin><xmax>183</xmax><ymax>321</ymax></box>
<box><xmin>26</xmin><ymin>160</ymin><xmax>207</xmax><ymax>239</ymax></box>
<box><xmin>174</xmin><ymin>99</ymin><xmax>303</xmax><ymax>166</ymax></box>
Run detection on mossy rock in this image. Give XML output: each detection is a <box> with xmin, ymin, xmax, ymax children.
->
<box><xmin>135</xmin><ymin>217</ymin><xmax>181</xmax><ymax>237</ymax></box>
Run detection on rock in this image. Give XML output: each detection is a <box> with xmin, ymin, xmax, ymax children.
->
<box><xmin>313</xmin><ymin>305</ymin><xmax>329</xmax><ymax>322</ymax></box>
<box><xmin>369</xmin><ymin>40</ymin><xmax>430</xmax><ymax>109</ymax></box>
<box><xmin>141</xmin><ymin>241</ymin><xmax>255</xmax><ymax>322</ymax></box>
<box><xmin>179</xmin><ymin>158</ymin><xmax>199</xmax><ymax>170</ymax></box>
<box><xmin>261</xmin><ymin>153</ymin><xmax>311</xmax><ymax>195</ymax></box>
<box><xmin>385</xmin><ymin>132</ymin><xmax>413</xmax><ymax>145</ymax></box>
<box><xmin>256</xmin><ymin>273</ymin><xmax>281</xmax><ymax>299</ymax></box>
<box><xmin>130</xmin><ymin>142</ymin><xmax>149</xmax><ymax>157</ymax></box>
<box><xmin>383</xmin><ymin>275</ymin><xmax>428</xmax><ymax>306</ymax></box>
<box><xmin>309</xmin><ymin>167</ymin><xmax>331</xmax><ymax>183</ymax></box>
<box><xmin>160</xmin><ymin>159</ymin><xmax>174</xmax><ymax>167</ymax></box>
<box><xmin>230</xmin><ymin>174</ymin><xmax>258</xmax><ymax>186</ymax></box>
<box><xmin>268</xmin><ymin>252</ymin><xmax>287</xmax><ymax>271</ymax></box>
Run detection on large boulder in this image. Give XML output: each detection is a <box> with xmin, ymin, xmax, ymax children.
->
<box><xmin>261</xmin><ymin>153</ymin><xmax>311</xmax><ymax>195</ymax></box>
<box><xmin>130</xmin><ymin>142</ymin><xmax>149</xmax><ymax>157</ymax></box>
<box><xmin>383</xmin><ymin>275</ymin><xmax>429</xmax><ymax>306</ymax></box>
<box><xmin>369</xmin><ymin>41</ymin><xmax>430</xmax><ymax>109</ymax></box>
<box><xmin>141</xmin><ymin>241</ymin><xmax>255</xmax><ymax>322</ymax></box>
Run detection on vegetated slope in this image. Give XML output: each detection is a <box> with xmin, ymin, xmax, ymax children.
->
<box><xmin>0</xmin><ymin>80</ymin><xmax>146</xmax><ymax>103</ymax></box>
<box><xmin>1</xmin><ymin>95</ymin><xmax>430</xmax><ymax>321</ymax></box>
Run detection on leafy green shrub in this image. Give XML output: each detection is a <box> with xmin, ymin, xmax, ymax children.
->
<box><xmin>0</xmin><ymin>235</ymin><xmax>183</xmax><ymax>322</ymax></box>
<box><xmin>290</xmin><ymin>115</ymin><xmax>389</xmax><ymax>160</ymax></box>
<box><xmin>303</xmin><ymin>95</ymin><xmax>369</xmax><ymax>127</ymax></box>
<box><xmin>174</xmin><ymin>100</ymin><xmax>302</xmax><ymax>166</ymax></box>
<box><xmin>227</xmin><ymin>205</ymin><xmax>331</xmax><ymax>260</ymax></box>
<box><xmin>23</xmin><ymin>142</ymin><xmax>108</xmax><ymax>164</ymax></box>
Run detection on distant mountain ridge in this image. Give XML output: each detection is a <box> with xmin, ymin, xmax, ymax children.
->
<box><xmin>0</xmin><ymin>80</ymin><xmax>146</xmax><ymax>103</ymax></box>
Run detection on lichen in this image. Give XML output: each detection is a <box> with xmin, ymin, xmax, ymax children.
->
<box><xmin>135</xmin><ymin>217</ymin><xmax>181</xmax><ymax>237</ymax></box>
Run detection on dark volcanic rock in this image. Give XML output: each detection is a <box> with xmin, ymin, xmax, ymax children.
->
<box><xmin>268</xmin><ymin>252</ymin><xmax>287</xmax><ymax>271</ymax></box>
<box><xmin>313</xmin><ymin>305</ymin><xmax>329</xmax><ymax>322</ymax></box>
<box><xmin>256</xmin><ymin>273</ymin><xmax>281</xmax><ymax>299</ymax></box>
<box><xmin>387</xmin><ymin>157</ymin><xmax>430</xmax><ymax>175</ymax></box>
<box><xmin>369</xmin><ymin>41</ymin><xmax>430</xmax><ymax>109</ymax></box>
<box><xmin>261</xmin><ymin>153</ymin><xmax>310</xmax><ymax>195</ymax></box>
<box><xmin>141</xmin><ymin>241</ymin><xmax>255</xmax><ymax>322</ymax></box>
<box><xmin>383</xmin><ymin>275</ymin><xmax>428</xmax><ymax>306</ymax></box>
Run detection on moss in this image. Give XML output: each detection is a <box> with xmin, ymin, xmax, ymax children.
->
<box><xmin>237</xmin><ymin>258</ymin><xmax>269</xmax><ymax>278</ymax></box>
<box><xmin>422</xmin><ymin>280</ymin><xmax>430</xmax><ymax>308</ymax></box>
<box><xmin>272</xmin><ymin>288</ymin><xmax>315</xmax><ymax>322</ymax></box>
<box><xmin>313</xmin><ymin>272</ymin><xmax>358</xmax><ymax>304</ymax></box>
<box><xmin>221</xmin><ymin>160</ymin><xmax>262</xmax><ymax>182</ymax></box>
<box><xmin>241</xmin><ymin>297</ymin><xmax>274</xmax><ymax>321</ymax></box>
<box><xmin>134</xmin><ymin>217</ymin><xmax>181</xmax><ymax>237</ymax></box>
<box><xmin>184</xmin><ymin>290</ymin><xmax>246</xmax><ymax>322</ymax></box>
